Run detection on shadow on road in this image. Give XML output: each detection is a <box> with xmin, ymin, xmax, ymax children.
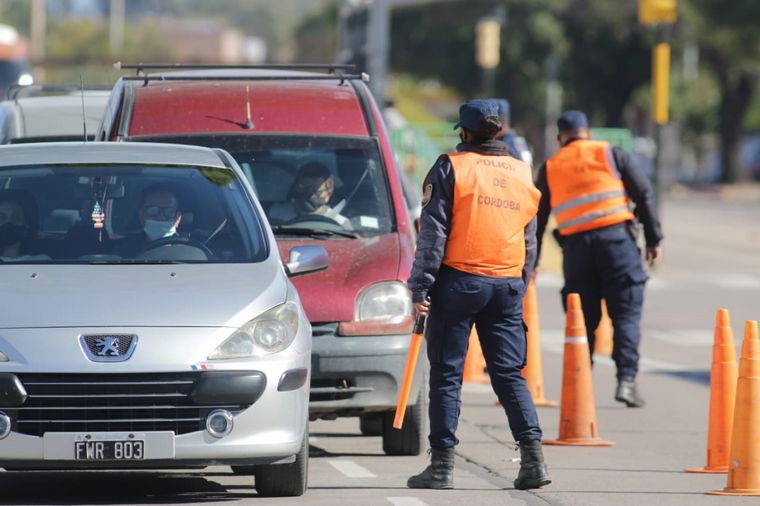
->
<box><xmin>0</xmin><ymin>471</ymin><xmax>255</xmax><ymax>505</ymax></box>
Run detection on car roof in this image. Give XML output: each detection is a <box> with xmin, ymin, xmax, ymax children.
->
<box><xmin>125</xmin><ymin>69</ymin><xmax>370</xmax><ymax>138</ymax></box>
<box><xmin>0</xmin><ymin>141</ymin><xmax>228</xmax><ymax>168</ymax></box>
<box><xmin>4</xmin><ymin>93</ymin><xmax>110</xmax><ymax>140</ymax></box>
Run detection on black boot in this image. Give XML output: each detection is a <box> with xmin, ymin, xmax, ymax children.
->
<box><xmin>615</xmin><ymin>377</ymin><xmax>645</xmax><ymax>407</ymax></box>
<box><xmin>514</xmin><ymin>440</ymin><xmax>551</xmax><ymax>490</ymax></box>
<box><xmin>407</xmin><ymin>447</ymin><xmax>454</xmax><ymax>489</ymax></box>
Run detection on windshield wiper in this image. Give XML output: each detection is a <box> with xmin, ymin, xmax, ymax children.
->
<box><xmin>270</xmin><ymin>226</ymin><xmax>359</xmax><ymax>239</ymax></box>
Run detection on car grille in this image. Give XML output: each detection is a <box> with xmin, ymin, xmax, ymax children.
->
<box><xmin>11</xmin><ymin>372</ymin><xmax>252</xmax><ymax>437</ymax></box>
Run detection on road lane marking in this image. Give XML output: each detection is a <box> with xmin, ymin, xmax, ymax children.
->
<box><xmin>327</xmin><ymin>459</ymin><xmax>376</xmax><ymax>478</ymax></box>
<box><xmin>387</xmin><ymin>498</ymin><xmax>429</xmax><ymax>506</ymax></box>
<box><xmin>649</xmin><ymin>329</ymin><xmax>714</xmax><ymax>346</ymax></box>
<box><xmin>541</xmin><ymin>329</ymin><xmax>695</xmax><ymax>373</ymax></box>
<box><xmin>711</xmin><ymin>274</ymin><xmax>760</xmax><ymax>289</ymax></box>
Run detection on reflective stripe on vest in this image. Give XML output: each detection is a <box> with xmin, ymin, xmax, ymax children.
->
<box><xmin>442</xmin><ymin>151</ymin><xmax>540</xmax><ymax>278</ymax></box>
<box><xmin>546</xmin><ymin>140</ymin><xmax>634</xmax><ymax>236</ymax></box>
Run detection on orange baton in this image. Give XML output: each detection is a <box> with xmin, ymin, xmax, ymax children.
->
<box><xmin>393</xmin><ymin>314</ymin><xmax>427</xmax><ymax>429</ymax></box>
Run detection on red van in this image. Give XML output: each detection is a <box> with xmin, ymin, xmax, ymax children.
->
<box><xmin>97</xmin><ymin>64</ymin><xmax>424</xmax><ymax>455</ymax></box>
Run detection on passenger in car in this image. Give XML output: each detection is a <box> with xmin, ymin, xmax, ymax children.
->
<box><xmin>268</xmin><ymin>162</ymin><xmax>351</xmax><ymax>228</ymax></box>
<box><xmin>112</xmin><ymin>183</ymin><xmax>184</xmax><ymax>258</ymax></box>
<box><xmin>0</xmin><ymin>189</ymin><xmax>47</xmax><ymax>260</ymax></box>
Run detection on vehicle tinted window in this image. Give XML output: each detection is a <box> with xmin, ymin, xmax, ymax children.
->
<box><xmin>136</xmin><ymin>135</ymin><xmax>394</xmax><ymax>237</ymax></box>
<box><xmin>0</xmin><ymin>164</ymin><xmax>267</xmax><ymax>264</ymax></box>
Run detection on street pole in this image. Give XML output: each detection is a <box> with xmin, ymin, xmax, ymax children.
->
<box><xmin>652</xmin><ymin>24</ymin><xmax>671</xmax><ymax>211</ymax></box>
<box><xmin>638</xmin><ymin>0</ymin><xmax>676</xmax><ymax>212</ymax></box>
<box><xmin>30</xmin><ymin>0</ymin><xmax>45</xmax><ymax>63</ymax></box>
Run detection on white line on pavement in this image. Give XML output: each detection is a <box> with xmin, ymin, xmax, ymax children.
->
<box><xmin>648</xmin><ymin>329</ymin><xmax>714</xmax><ymax>346</ymax></box>
<box><xmin>327</xmin><ymin>459</ymin><xmax>376</xmax><ymax>478</ymax></box>
<box><xmin>387</xmin><ymin>498</ymin><xmax>429</xmax><ymax>506</ymax></box>
<box><xmin>541</xmin><ymin>329</ymin><xmax>695</xmax><ymax>372</ymax></box>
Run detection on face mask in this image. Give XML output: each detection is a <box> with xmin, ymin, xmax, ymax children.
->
<box><xmin>0</xmin><ymin>222</ymin><xmax>25</xmax><ymax>246</ymax></box>
<box><xmin>143</xmin><ymin>219</ymin><xmax>177</xmax><ymax>241</ymax></box>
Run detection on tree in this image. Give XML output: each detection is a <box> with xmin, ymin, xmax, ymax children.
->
<box><xmin>683</xmin><ymin>0</ymin><xmax>760</xmax><ymax>182</ymax></box>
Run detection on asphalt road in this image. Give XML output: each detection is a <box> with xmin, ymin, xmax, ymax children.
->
<box><xmin>1</xmin><ymin>189</ymin><xmax>758</xmax><ymax>505</ymax></box>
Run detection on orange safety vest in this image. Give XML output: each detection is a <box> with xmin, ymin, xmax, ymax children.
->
<box><xmin>546</xmin><ymin>139</ymin><xmax>634</xmax><ymax>236</ymax></box>
<box><xmin>442</xmin><ymin>151</ymin><xmax>540</xmax><ymax>278</ymax></box>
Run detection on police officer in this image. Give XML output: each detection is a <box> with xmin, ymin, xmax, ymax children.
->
<box><xmin>490</xmin><ymin>98</ymin><xmax>533</xmax><ymax>165</ymax></box>
<box><xmin>407</xmin><ymin>100</ymin><xmax>550</xmax><ymax>491</ymax></box>
<box><xmin>535</xmin><ymin>110</ymin><xmax>664</xmax><ymax>407</ymax></box>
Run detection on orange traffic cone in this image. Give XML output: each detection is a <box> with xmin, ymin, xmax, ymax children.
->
<box><xmin>521</xmin><ymin>280</ymin><xmax>558</xmax><ymax>407</ymax></box>
<box><xmin>708</xmin><ymin>320</ymin><xmax>760</xmax><ymax>496</ymax></box>
<box><xmin>544</xmin><ymin>293</ymin><xmax>614</xmax><ymax>446</ymax></box>
<box><xmin>464</xmin><ymin>327</ymin><xmax>489</xmax><ymax>383</ymax></box>
<box><xmin>686</xmin><ymin>308</ymin><xmax>737</xmax><ymax>473</ymax></box>
<box><xmin>594</xmin><ymin>300</ymin><xmax>613</xmax><ymax>356</ymax></box>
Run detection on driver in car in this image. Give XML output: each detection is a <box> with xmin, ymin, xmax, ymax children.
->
<box><xmin>113</xmin><ymin>183</ymin><xmax>184</xmax><ymax>258</ymax></box>
<box><xmin>269</xmin><ymin>162</ymin><xmax>351</xmax><ymax>229</ymax></box>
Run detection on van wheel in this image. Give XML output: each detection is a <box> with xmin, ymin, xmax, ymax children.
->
<box><xmin>381</xmin><ymin>387</ymin><xmax>424</xmax><ymax>456</ymax></box>
<box><xmin>230</xmin><ymin>465</ymin><xmax>256</xmax><ymax>475</ymax></box>
<box><xmin>255</xmin><ymin>432</ymin><xmax>309</xmax><ymax>497</ymax></box>
<box><xmin>359</xmin><ymin>414</ymin><xmax>383</xmax><ymax>436</ymax></box>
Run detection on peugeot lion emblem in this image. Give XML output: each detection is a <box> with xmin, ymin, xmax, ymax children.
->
<box><xmin>96</xmin><ymin>336</ymin><xmax>121</xmax><ymax>356</ymax></box>
<box><xmin>80</xmin><ymin>335</ymin><xmax>138</xmax><ymax>362</ymax></box>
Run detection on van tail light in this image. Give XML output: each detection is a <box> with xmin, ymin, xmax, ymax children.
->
<box><xmin>338</xmin><ymin>316</ymin><xmax>414</xmax><ymax>336</ymax></box>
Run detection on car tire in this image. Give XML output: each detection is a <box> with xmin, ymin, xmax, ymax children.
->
<box><xmin>359</xmin><ymin>414</ymin><xmax>383</xmax><ymax>436</ymax></box>
<box><xmin>254</xmin><ymin>431</ymin><xmax>309</xmax><ymax>497</ymax></box>
<box><xmin>381</xmin><ymin>385</ymin><xmax>425</xmax><ymax>456</ymax></box>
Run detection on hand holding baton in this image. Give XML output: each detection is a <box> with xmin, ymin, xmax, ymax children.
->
<box><xmin>393</xmin><ymin>312</ymin><xmax>427</xmax><ymax>429</ymax></box>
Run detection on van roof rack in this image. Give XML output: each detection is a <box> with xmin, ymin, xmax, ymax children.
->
<box><xmin>115</xmin><ymin>62</ymin><xmax>356</xmax><ymax>74</ymax></box>
<box><xmin>114</xmin><ymin>63</ymin><xmax>367</xmax><ymax>86</ymax></box>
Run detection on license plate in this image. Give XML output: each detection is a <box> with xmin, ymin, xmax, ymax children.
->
<box><xmin>74</xmin><ymin>440</ymin><xmax>145</xmax><ymax>460</ymax></box>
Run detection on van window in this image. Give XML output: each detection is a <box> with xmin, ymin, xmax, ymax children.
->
<box><xmin>135</xmin><ymin>135</ymin><xmax>395</xmax><ymax>237</ymax></box>
<box><xmin>0</xmin><ymin>164</ymin><xmax>268</xmax><ymax>263</ymax></box>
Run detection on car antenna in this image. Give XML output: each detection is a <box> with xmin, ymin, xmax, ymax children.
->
<box><xmin>80</xmin><ymin>74</ymin><xmax>88</xmax><ymax>143</ymax></box>
<box><xmin>243</xmin><ymin>84</ymin><xmax>253</xmax><ymax>129</ymax></box>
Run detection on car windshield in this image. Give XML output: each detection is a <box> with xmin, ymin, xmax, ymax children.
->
<box><xmin>0</xmin><ymin>164</ymin><xmax>268</xmax><ymax>264</ymax></box>
<box><xmin>134</xmin><ymin>135</ymin><xmax>394</xmax><ymax>237</ymax></box>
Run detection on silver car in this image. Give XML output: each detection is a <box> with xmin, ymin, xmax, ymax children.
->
<box><xmin>0</xmin><ymin>142</ymin><xmax>327</xmax><ymax>497</ymax></box>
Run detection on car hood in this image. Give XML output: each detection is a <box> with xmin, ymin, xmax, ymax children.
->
<box><xmin>278</xmin><ymin>234</ymin><xmax>400</xmax><ymax>322</ymax></box>
<box><xmin>0</xmin><ymin>263</ymin><xmax>286</xmax><ymax>329</ymax></box>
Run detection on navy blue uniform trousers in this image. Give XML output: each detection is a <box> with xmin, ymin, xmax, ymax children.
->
<box><xmin>425</xmin><ymin>265</ymin><xmax>542</xmax><ymax>448</ymax></box>
<box><xmin>560</xmin><ymin>223</ymin><xmax>648</xmax><ymax>380</ymax></box>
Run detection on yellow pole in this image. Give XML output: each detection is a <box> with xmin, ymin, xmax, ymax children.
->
<box><xmin>653</xmin><ymin>41</ymin><xmax>670</xmax><ymax>125</ymax></box>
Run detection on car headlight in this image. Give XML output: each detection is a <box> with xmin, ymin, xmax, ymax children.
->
<box><xmin>208</xmin><ymin>302</ymin><xmax>299</xmax><ymax>359</ymax></box>
<box><xmin>0</xmin><ymin>351</ymin><xmax>7</xmax><ymax>362</ymax></box>
<box><xmin>355</xmin><ymin>281</ymin><xmax>411</xmax><ymax>322</ymax></box>
<box><xmin>339</xmin><ymin>282</ymin><xmax>413</xmax><ymax>336</ymax></box>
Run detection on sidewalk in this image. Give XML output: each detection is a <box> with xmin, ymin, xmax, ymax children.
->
<box><xmin>455</xmin><ymin>339</ymin><xmax>756</xmax><ymax>505</ymax></box>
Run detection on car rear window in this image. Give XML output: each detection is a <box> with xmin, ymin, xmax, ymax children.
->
<box><xmin>0</xmin><ymin>164</ymin><xmax>268</xmax><ymax>264</ymax></box>
<box><xmin>134</xmin><ymin>135</ymin><xmax>395</xmax><ymax>237</ymax></box>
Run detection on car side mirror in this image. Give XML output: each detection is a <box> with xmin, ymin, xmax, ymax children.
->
<box><xmin>284</xmin><ymin>245</ymin><xmax>328</xmax><ymax>277</ymax></box>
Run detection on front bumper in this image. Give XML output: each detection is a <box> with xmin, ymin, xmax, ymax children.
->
<box><xmin>308</xmin><ymin>324</ymin><xmax>425</xmax><ymax>419</ymax></box>
<box><xmin>0</xmin><ymin>326</ymin><xmax>310</xmax><ymax>469</ymax></box>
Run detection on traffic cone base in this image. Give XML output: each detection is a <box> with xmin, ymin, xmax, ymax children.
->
<box><xmin>544</xmin><ymin>438</ymin><xmax>614</xmax><ymax>447</ymax></box>
<box><xmin>707</xmin><ymin>490</ymin><xmax>760</xmax><ymax>496</ymax></box>
<box><xmin>534</xmin><ymin>399</ymin><xmax>560</xmax><ymax>408</ymax></box>
<box><xmin>685</xmin><ymin>466</ymin><xmax>727</xmax><ymax>474</ymax></box>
